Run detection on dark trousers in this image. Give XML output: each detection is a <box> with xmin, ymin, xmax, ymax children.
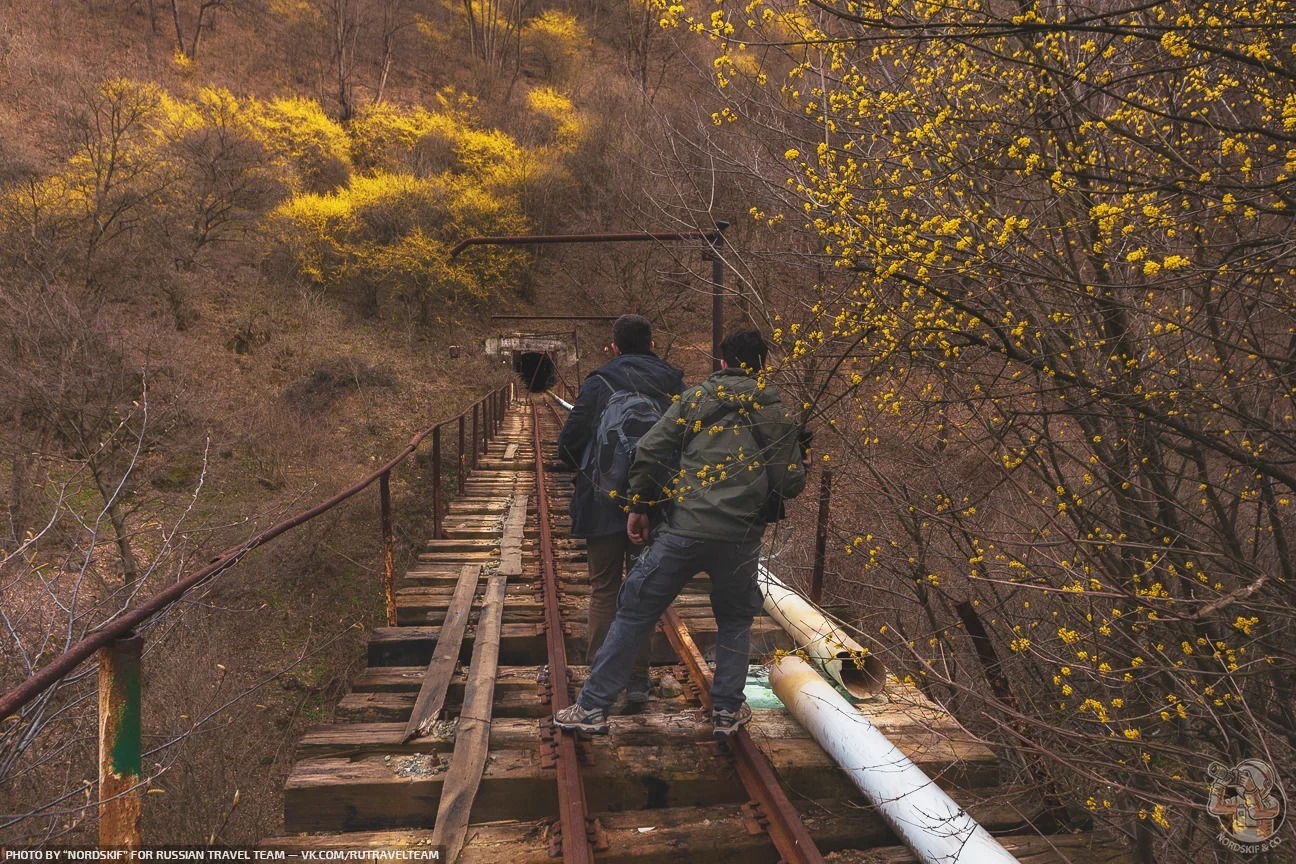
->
<box><xmin>584</xmin><ymin>532</ymin><xmax>651</xmax><ymax>684</ymax></box>
<box><xmin>579</xmin><ymin>531</ymin><xmax>764</xmax><ymax>713</ymax></box>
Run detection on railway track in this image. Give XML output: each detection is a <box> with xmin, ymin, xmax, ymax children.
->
<box><xmin>265</xmin><ymin>394</ymin><xmax>1132</xmax><ymax>864</ymax></box>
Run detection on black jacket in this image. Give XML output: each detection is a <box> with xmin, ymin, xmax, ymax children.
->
<box><xmin>558</xmin><ymin>352</ymin><xmax>684</xmax><ymax>538</ymax></box>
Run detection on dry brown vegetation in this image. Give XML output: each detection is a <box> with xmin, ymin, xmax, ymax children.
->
<box><xmin>0</xmin><ymin>0</ymin><xmax>742</xmax><ymax>843</ymax></box>
<box><xmin>8</xmin><ymin>0</ymin><xmax>1292</xmax><ymax>860</ymax></box>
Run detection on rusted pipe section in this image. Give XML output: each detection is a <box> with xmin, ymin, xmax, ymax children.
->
<box><xmin>758</xmin><ymin>565</ymin><xmax>886</xmax><ymax>699</ymax></box>
<box><xmin>659</xmin><ymin>607</ymin><xmax>826</xmax><ymax>864</ymax></box>
<box><xmin>530</xmin><ymin>400</ymin><xmax>596</xmax><ymax>864</ymax></box>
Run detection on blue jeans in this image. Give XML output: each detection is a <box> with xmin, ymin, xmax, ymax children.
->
<box><xmin>577</xmin><ymin>531</ymin><xmax>764</xmax><ymax>713</ymax></box>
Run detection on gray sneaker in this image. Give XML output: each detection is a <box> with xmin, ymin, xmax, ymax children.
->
<box><xmin>554</xmin><ymin>702</ymin><xmax>609</xmax><ymax>735</ymax></box>
<box><xmin>625</xmin><ymin>677</ymin><xmax>653</xmax><ymax>706</ymax></box>
<box><xmin>712</xmin><ymin>703</ymin><xmax>752</xmax><ymax>738</ymax></box>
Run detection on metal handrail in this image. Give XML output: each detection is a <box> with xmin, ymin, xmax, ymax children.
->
<box><xmin>0</xmin><ymin>382</ymin><xmax>516</xmax><ymax>723</ymax></box>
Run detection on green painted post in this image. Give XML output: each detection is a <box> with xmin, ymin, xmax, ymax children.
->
<box><xmin>99</xmin><ymin>633</ymin><xmax>143</xmax><ymax>850</ymax></box>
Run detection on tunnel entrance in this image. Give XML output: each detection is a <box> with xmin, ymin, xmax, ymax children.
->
<box><xmin>514</xmin><ymin>351</ymin><xmax>556</xmax><ymax>392</ymax></box>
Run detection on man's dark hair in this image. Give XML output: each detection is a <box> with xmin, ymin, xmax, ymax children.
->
<box><xmin>720</xmin><ymin>329</ymin><xmax>768</xmax><ymax>371</ymax></box>
<box><xmin>612</xmin><ymin>314</ymin><xmax>653</xmax><ymax>354</ymax></box>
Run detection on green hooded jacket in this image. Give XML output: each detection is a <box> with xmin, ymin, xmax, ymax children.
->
<box><xmin>626</xmin><ymin>369</ymin><xmax>807</xmax><ymax>542</ymax></box>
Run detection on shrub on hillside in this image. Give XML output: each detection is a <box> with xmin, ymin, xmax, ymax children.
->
<box><xmin>270</xmin><ymin>170</ymin><xmax>528</xmax><ymax>319</ymax></box>
<box><xmin>521</xmin><ymin>11</ymin><xmax>590</xmax><ymax>82</ymax></box>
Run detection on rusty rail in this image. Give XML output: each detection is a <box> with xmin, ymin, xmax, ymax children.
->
<box><xmin>660</xmin><ymin>607</ymin><xmax>827</xmax><ymax>864</ymax></box>
<box><xmin>530</xmin><ymin>399</ymin><xmax>597</xmax><ymax>864</ymax></box>
<box><xmin>539</xmin><ymin>396</ymin><xmax>823</xmax><ymax>864</ymax></box>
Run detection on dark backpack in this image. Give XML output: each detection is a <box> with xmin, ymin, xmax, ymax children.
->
<box><xmin>584</xmin><ymin>385</ymin><xmax>664</xmax><ymax>503</ymax></box>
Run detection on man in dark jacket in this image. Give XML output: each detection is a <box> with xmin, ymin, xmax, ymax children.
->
<box><xmin>555</xmin><ymin>329</ymin><xmax>808</xmax><ymax>737</ymax></box>
<box><xmin>557</xmin><ymin>314</ymin><xmax>684</xmax><ymax>703</ymax></box>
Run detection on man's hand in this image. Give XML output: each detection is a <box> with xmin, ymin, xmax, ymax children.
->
<box><xmin>799</xmin><ymin>427</ymin><xmax>814</xmax><ymax>468</ymax></box>
<box><xmin>627</xmin><ymin>512</ymin><xmax>650</xmax><ymax>544</ymax></box>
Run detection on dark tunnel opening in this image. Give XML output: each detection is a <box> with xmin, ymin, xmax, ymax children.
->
<box><xmin>514</xmin><ymin>351</ymin><xmax>556</xmax><ymax>392</ymax></box>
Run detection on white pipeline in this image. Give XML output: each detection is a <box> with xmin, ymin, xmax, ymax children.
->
<box><xmin>770</xmin><ymin>655</ymin><xmax>1021</xmax><ymax>864</ymax></box>
<box><xmin>757</xmin><ymin>564</ymin><xmax>886</xmax><ymax>698</ymax></box>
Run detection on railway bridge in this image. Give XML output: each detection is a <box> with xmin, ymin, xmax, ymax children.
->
<box><xmin>0</xmin><ymin>385</ymin><xmax>1133</xmax><ymax>864</ymax></box>
<box><xmin>259</xmin><ymin>393</ymin><xmax>1130</xmax><ymax>864</ymax></box>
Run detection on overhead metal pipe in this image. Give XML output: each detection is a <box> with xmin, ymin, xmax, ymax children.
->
<box><xmin>449</xmin><ymin>229</ymin><xmax>723</xmax><ymax>258</ymax></box>
<box><xmin>757</xmin><ymin>564</ymin><xmax>886</xmax><ymax>698</ymax></box>
<box><xmin>770</xmin><ymin>655</ymin><xmax>1021</xmax><ymax>864</ymax></box>
<box><xmin>491</xmin><ymin>315</ymin><xmax>620</xmax><ymax>321</ymax></box>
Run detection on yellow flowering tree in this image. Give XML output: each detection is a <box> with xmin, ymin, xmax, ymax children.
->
<box><xmin>660</xmin><ymin>0</ymin><xmax>1296</xmax><ymax>856</ymax></box>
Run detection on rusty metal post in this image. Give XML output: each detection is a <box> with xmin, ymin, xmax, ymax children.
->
<box><xmin>707</xmin><ymin>222</ymin><xmax>730</xmax><ymax>372</ymax></box>
<box><xmin>472</xmin><ymin>404</ymin><xmax>480</xmax><ymax>469</ymax></box>
<box><xmin>458</xmin><ymin>415</ymin><xmax>467</xmax><ymax>494</ymax></box>
<box><xmin>811</xmin><ymin>468</ymin><xmax>833</xmax><ymax>605</ymax></box>
<box><xmin>711</xmin><ymin>251</ymin><xmax>724</xmax><ymax>373</ymax></box>
<box><xmin>380</xmin><ymin>471</ymin><xmax>397</xmax><ymax>626</ymax></box>
<box><xmin>432</xmin><ymin>426</ymin><xmax>444</xmax><ymax>540</ymax></box>
<box><xmin>99</xmin><ymin>633</ymin><xmax>143</xmax><ymax>851</ymax></box>
<box><xmin>573</xmin><ymin>330</ymin><xmax>581</xmax><ymax>389</ymax></box>
<box><xmin>954</xmin><ymin>601</ymin><xmax>1073</xmax><ymax>830</ymax></box>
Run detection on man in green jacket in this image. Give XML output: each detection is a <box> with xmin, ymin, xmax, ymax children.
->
<box><xmin>555</xmin><ymin>329</ymin><xmax>808</xmax><ymax>737</ymax></box>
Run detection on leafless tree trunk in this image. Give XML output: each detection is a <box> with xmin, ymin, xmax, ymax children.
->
<box><xmin>167</xmin><ymin>0</ymin><xmax>231</xmax><ymax>61</ymax></box>
<box><xmin>374</xmin><ymin>0</ymin><xmax>412</xmax><ymax>104</ymax></box>
<box><xmin>87</xmin><ymin>458</ymin><xmax>141</xmax><ymax>596</ymax></box>
<box><xmin>323</xmin><ymin>0</ymin><xmax>362</xmax><ymax>122</ymax></box>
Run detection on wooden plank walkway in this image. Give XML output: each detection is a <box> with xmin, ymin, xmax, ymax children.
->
<box><xmin>263</xmin><ymin>395</ymin><xmax>1131</xmax><ymax>863</ymax></box>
